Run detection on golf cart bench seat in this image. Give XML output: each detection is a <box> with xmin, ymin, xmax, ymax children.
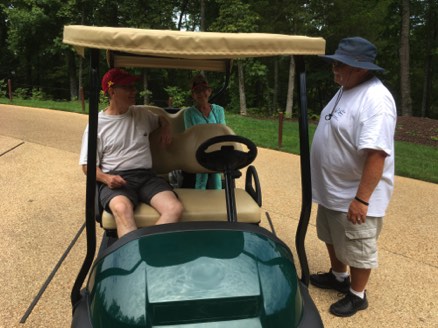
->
<box><xmin>100</xmin><ymin>105</ymin><xmax>261</xmax><ymax>230</ymax></box>
<box><xmin>101</xmin><ymin>188</ymin><xmax>261</xmax><ymax>229</ymax></box>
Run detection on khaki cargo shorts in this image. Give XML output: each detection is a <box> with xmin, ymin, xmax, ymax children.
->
<box><xmin>316</xmin><ymin>205</ymin><xmax>383</xmax><ymax>269</ymax></box>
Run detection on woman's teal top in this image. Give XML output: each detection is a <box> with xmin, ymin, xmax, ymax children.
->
<box><xmin>184</xmin><ymin>104</ymin><xmax>226</xmax><ymax>190</ymax></box>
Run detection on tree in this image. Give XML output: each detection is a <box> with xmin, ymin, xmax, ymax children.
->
<box><xmin>304</xmin><ymin>0</ymin><xmax>397</xmax><ymax>110</ymax></box>
<box><xmin>0</xmin><ymin>3</ymin><xmax>15</xmax><ymax>91</ymax></box>
<box><xmin>6</xmin><ymin>1</ymin><xmax>63</xmax><ymax>97</ymax></box>
<box><xmin>209</xmin><ymin>0</ymin><xmax>260</xmax><ymax>115</ymax></box>
<box><xmin>400</xmin><ymin>0</ymin><xmax>412</xmax><ymax>116</ymax></box>
<box><xmin>285</xmin><ymin>56</ymin><xmax>295</xmax><ymax>118</ymax></box>
<box><xmin>1</xmin><ymin>0</ymin><xmax>437</xmax><ymax>119</ymax></box>
<box><xmin>420</xmin><ymin>0</ymin><xmax>437</xmax><ymax>118</ymax></box>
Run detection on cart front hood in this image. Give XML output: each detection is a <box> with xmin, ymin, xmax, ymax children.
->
<box><xmin>86</xmin><ymin>228</ymin><xmax>303</xmax><ymax>327</ymax></box>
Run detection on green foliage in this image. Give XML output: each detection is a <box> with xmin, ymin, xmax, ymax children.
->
<box><xmin>13</xmin><ymin>87</ymin><xmax>54</xmax><ymax>101</ymax></box>
<box><xmin>164</xmin><ymin>86</ymin><xmax>188</xmax><ymax>108</ymax></box>
<box><xmin>209</xmin><ymin>1</ymin><xmax>268</xmax><ymax>115</ymax></box>
<box><xmin>31</xmin><ymin>88</ymin><xmax>46</xmax><ymax>101</ymax></box>
<box><xmin>209</xmin><ymin>0</ymin><xmax>260</xmax><ymax>33</ymax></box>
<box><xmin>0</xmin><ymin>0</ymin><xmax>437</xmax><ymax>119</ymax></box>
<box><xmin>0</xmin><ymin>79</ymin><xmax>6</xmax><ymax>98</ymax></box>
<box><xmin>139</xmin><ymin>89</ymin><xmax>153</xmax><ymax>104</ymax></box>
<box><xmin>13</xmin><ymin>88</ymin><xmax>30</xmax><ymax>99</ymax></box>
<box><xmin>99</xmin><ymin>90</ymin><xmax>109</xmax><ymax>108</ymax></box>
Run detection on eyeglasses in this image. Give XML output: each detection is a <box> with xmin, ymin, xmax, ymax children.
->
<box><xmin>192</xmin><ymin>87</ymin><xmax>210</xmax><ymax>94</ymax></box>
<box><xmin>112</xmin><ymin>84</ymin><xmax>137</xmax><ymax>92</ymax></box>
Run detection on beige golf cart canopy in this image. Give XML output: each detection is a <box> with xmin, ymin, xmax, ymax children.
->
<box><xmin>63</xmin><ymin>25</ymin><xmax>326</xmax><ymax>72</ymax></box>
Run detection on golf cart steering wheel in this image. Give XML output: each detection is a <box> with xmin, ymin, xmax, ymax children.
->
<box><xmin>196</xmin><ymin>135</ymin><xmax>257</xmax><ymax>172</ymax></box>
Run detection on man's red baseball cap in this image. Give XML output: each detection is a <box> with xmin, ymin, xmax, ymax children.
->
<box><xmin>101</xmin><ymin>68</ymin><xmax>140</xmax><ymax>93</ymax></box>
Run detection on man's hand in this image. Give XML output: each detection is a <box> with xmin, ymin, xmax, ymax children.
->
<box><xmin>347</xmin><ymin>199</ymin><xmax>368</xmax><ymax>224</ymax></box>
<box><xmin>104</xmin><ymin>174</ymin><xmax>127</xmax><ymax>189</ymax></box>
<box><xmin>83</xmin><ymin>165</ymin><xmax>127</xmax><ymax>189</ymax></box>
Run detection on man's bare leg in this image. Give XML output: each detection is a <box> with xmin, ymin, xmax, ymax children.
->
<box><xmin>109</xmin><ymin>195</ymin><xmax>137</xmax><ymax>237</ymax></box>
<box><xmin>326</xmin><ymin>243</ymin><xmax>348</xmax><ymax>273</ymax></box>
<box><xmin>150</xmin><ymin>191</ymin><xmax>183</xmax><ymax>224</ymax></box>
<box><xmin>350</xmin><ymin>267</ymin><xmax>371</xmax><ymax>292</ymax></box>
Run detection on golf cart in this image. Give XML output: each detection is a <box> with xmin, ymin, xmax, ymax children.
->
<box><xmin>63</xmin><ymin>26</ymin><xmax>325</xmax><ymax>327</ymax></box>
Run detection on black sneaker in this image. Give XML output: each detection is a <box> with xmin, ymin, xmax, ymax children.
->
<box><xmin>330</xmin><ymin>290</ymin><xmax>368</xmax><ymax>317</ymax></box>
<box><xmin>310</xmin><ymin>269</ymin><xmax>350</xmax><ymax>293</ymax></box>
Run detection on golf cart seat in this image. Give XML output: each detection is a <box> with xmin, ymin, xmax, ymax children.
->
<box><xmin>99</xmin><ymin>106</ymin><xmax>262</xmax><ymax>230</ymax></box>
<box><xmin>145</xmin><ymin>105</ymin><xmax>186</xmax><ymax>134</ymax></box>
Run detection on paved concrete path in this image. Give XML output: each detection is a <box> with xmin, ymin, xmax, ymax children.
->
<box><xmin>0</xmin><ymin>104</ymin><xmax>437</xmax><ymax>327</ymax></box>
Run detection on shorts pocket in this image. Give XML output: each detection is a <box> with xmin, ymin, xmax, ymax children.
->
<box><xmin>345</xmin><ymin>228</ymin><xmax>377</xmax><ymax>240</ymax></box>
<box><xmin>345</xmin><ymin>228</ymin><xmax>378</xmax><ymax>266</ymax></box>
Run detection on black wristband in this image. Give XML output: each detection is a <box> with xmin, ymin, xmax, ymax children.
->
<box><xmin>354</xmin><ymin>196</ymin><xmax>369</xmax><ymax>206</ymax></box>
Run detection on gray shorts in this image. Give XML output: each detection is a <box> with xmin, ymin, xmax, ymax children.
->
<box><xmin>99</xmin><ymin>169</ymin><xmax>174</xmax><ymax>212</ymax></box>
<box><xmin>316</xmin><ymin>205</ymin><xmax>383</xmax><ymax>269</ymax></box>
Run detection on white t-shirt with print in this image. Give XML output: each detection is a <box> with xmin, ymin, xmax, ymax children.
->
<box><xmin>310</xmin><ymin>77</ymin><xmax>397</xmax><ymax>217</ymax></box>
<box><xmin>79</xmin><ymin>107</ymin><xmax>159</xmax><ymax>173</ymax></box>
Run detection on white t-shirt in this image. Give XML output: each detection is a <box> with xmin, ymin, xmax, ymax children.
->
<box><xmin>310</xmin><ymin>77</ymin><xmax>397</xmax><ymax>216</ymax></box>
<box><xmin>79</xmin><ymin>107</ymin><xmax>160</xmax><ymax>173</ymax></box>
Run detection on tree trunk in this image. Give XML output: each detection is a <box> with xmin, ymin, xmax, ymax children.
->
<box><xmin>285</xmin><ymin>56</ymin><xmax>295</xmax><ymax>118</ymax></box>
<box><xmin>421</xmin><ymin>50</ymin><xmax>433</xmax><ymax>118</ymax></box>
<box><xmin>143</xmin><ymin>70</ymin><xmax>149</xmax><ymax>105</ymax></box>
<box><xmin>25</xmin><ymin>51</ymin><xmax>32</xmax><ymax>97</ymax></box>
<box><xmin>421</xmin><ymin>0</ymin><xmax>436</xmax><ymax>118</ymax></box>
<box><xmin>177</xmin><ymin>0</ymin><xmax>189</xmax><ymax>30</ymax></box>
<box><xmin>67</xmin><ymin>51</ymin><xmax>77</xmax><ymax>101</ymax></box>
<box><xmin>200</xmin><ymin>0</ymin><xmax>205</xmax><ymax>31</ymax></box>
<box><xmin>399</xmin><ymin>0</ymin><xmax>412</xmax><ymax>116</ymax></box>
<box><xmin>272</xmin><ymin>59</ymin><xmax>278</xmax><ymax>115</ymax></box>
<box><xmin>78</xmin><ymin>57</ymin><xmax>82</xmax><ymax>92</ymax></box>
<box><xmin>200</xmin><ymin>0</ymin><xmax>205</xmax><ymax>76</ymax></box>
<box><xmin>238</xmin><ymin>61</ymin><xmax>247</xmax><ymax>115</ymax></box>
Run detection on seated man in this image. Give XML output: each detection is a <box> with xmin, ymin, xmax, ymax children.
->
<box><xmin>79</xmin><ymin>68</ymin><xmax>183</xmax><ymax>237</ymax></box>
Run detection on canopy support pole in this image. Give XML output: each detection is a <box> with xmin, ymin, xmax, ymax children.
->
<box><xmin>71</xmin><ymin>48</ymin><xmax>100</xmax><ymax>308</ymax></box>
<box><xmin>209</xmin><ymin>60</ymin><xmax>232</xmax><ymax>103</ymax></box>
<box><xmin>294</xmin><ymin>55</ymin><xmax>312</xmax><ymax>286</ymax></box>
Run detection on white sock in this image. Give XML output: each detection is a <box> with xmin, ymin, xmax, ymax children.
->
<box><xmin>350</xmin><ymin>288</ymin><xmax>365</xmax><ymax>299</ymax></box>
<box><xmin>332</xmin><ymin>270</ymin><xmax>349</xmax><ymax>282</ymax></box>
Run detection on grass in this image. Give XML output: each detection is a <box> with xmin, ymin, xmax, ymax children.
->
<box><xmin>394</xmin><ymin>141</ymin><xmax>438</xmax><ymax>183</ymax></box>
<box><xmin>226</xmin><ymin>113</ymin><xmax>314</xmax><ymax>155</ymax></box>
<box><xmin>1</xmin><ymin>98</ymin><xmax>88</xmax><ymax>113</ymax></box>
<box><xmin>227</xmin><ymin>113</ymin><xmax>438</xmax><ymax>184</ymax></box>
<box><xmin>1</xmin><ymin>98</ymin><xmax>437</xmax><ymax>184</ymax></box>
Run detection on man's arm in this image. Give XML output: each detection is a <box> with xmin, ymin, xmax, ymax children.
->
<box><xmin>348</xmin><ymin>149</ymin><xmax>387</xmax><ymax>223</ymax></box>
<box><xmin>81</xmin><ymin>165</ymin><xmax>126</xmax><ymax>189</ymax></box>
<box><xmin>158</xmin><ymin>115</ymin><xmax>172</xmax><ymax>145</ymax></box>
<box><xmin>356</xmin><ymin>149</ymin><xmax>387</xmax><ymax>203</ymax></box>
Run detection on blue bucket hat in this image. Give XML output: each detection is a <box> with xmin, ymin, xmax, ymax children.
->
<box><xmin>321</xmin><ymin>37</ymin><xmax>384</xmax><ymax>71</ymax></box>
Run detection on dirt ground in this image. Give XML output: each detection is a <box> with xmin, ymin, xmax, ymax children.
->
<box><xmin>394</xmin><ymin>116</ymin><xmax>438</xmax><ymax>146</ymax></box>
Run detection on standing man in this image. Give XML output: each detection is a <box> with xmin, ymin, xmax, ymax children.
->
<box><xmin>80</xmin><ymin>68</ymin><xmax>183</xmax><ymax>238</ymax></box>
<box><xmin>310</xmin><ymin>37</ymin><xmax>397</xmax><ymax>317</ymax></box>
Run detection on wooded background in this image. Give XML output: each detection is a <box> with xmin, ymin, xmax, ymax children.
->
<box><xmin>0</xmin><ymin>0</ymin><xmax>437</xmax><ymax>119</ymax></box>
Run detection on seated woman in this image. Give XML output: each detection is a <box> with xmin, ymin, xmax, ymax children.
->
<box><xmin>184</xmin><ymin>74</ymin><xmax>226</xmax><ymax>190</ymax></box>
